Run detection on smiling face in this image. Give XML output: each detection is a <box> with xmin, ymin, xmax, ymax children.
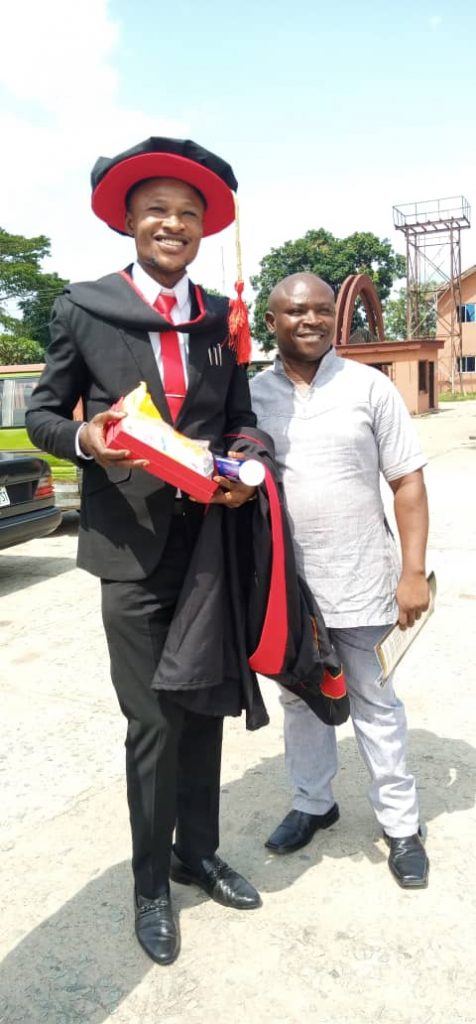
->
<box><xmin>266</xmin><ymin>274</ymin><xmax>336</xmax><ymax>371</ymax></box>
<box><xmin>124</xmin><ymin>177</ymin><xmax>205</xmax><ymax>287</ymax></box>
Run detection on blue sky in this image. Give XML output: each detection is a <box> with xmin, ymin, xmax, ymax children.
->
<box><xmin>1</xmin><ymin>0</ymin><xmax>476</xmax><ymax>296</ymax></box>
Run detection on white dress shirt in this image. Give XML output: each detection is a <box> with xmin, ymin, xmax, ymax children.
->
<box><xmin>131</xmin><ymin>262</ymin><xmax>191</xmax><ymax>385</ymax></box>
<box><xmin>75</xmin><ymin>264</ymin><xmax>191</xmax><ymax>458</ymax></box>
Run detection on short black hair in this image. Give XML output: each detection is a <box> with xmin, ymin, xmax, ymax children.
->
<box><xmin>125</xmin><ymin>177</ymin><xmax>207</xmax><ymax>211</ymax></box>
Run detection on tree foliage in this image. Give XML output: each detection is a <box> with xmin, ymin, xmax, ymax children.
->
<box><xmin>18</xmin><ymin>271</ymin><xmax>69</xmax><ymax>347</ymax></box>
<box><xmin>0</xmin><ymin>228</ymin><xmax>50</xmax><ymax>303</ymax></box>
<box><xmin>251</xmin><ymin>229</ymin><xmax>406</xmax><ymax>350</ymax></box>
<box><xmin>0</xmin><ymin>228</ymin><xmax>68</xmax><ymax>347</ymax></box>
<box><xmin>383</xmin><ymin>287</ymin><xmax>437</xmax><ymax>339</ymax></box>
<box><xmin>0</xmin><ymin>334</ymin><xmax>45</xmax><ymax>364</ymax></box>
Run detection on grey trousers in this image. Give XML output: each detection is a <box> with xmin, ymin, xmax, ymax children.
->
<box><xmin>279</xmin><ymin>625</ymin><xmax>420</xmax><ymax>838</ymax></box>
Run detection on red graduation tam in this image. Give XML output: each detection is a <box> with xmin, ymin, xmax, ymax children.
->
<box><xmin>91</xmin><ymin>136</ymin><xmax>237</xmax><ymax>237</ymax></box>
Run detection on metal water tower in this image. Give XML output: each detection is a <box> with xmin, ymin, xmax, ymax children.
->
<box><xmin>393</xmin><ymin>196</ymin><xmax>471</xmax><ymax>391</ymax></box>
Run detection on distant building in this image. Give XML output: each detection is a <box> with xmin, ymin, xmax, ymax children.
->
<box><xmin>437</xmin><ymin>265</ymin><xmax>476</xmax><ymax>391</ymax></box>
<box><xmin>335</xmin><ymin>274</ymin><xmax>443</xmax><ymax>415</ymax></box>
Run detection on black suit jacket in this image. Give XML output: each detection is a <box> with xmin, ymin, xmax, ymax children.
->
<box><xmin>26</xmin><ymin>268</ymin><xmax>258</xmax><ymax>581</ymax></box>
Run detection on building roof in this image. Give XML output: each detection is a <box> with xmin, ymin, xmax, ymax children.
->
<box><xmin>438</xmin><ymin>264</ymin><xmax>476</xmax><ymax>298</ymax></box>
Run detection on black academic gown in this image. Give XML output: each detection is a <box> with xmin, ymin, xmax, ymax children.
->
<box><xmin>152</xmin><ymin>432</ymin><xmax>350</xmax><ymax>730</ymax></box>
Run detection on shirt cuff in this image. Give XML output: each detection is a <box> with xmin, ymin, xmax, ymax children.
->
<box><xmin>75</xmin><ymin>422</ymin><xmax>94</xmax><ymax>460</ymax></box>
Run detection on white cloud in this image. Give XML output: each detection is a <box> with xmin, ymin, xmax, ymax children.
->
<box><xmin>0</xmin><ymin>0</ymin><xmax>187</xmax><ymax>282</ymax></box>
<box><xmin>1</xmin><ymin>0</ymin><xmax>119</xmax><ymax>113</ymax></box>
<box><xmin>236</xmin><ymin>156</ymin><xmax>476</xmax><ymax>301</ymax></box>
<box><xmin>429</xmin><ymin>14</ymin><xmax>443</xmax><ymax>29</ymax></box>
<box><xmin>1</xmin><ymin>0</ymin><xmax>474</xmax><ymax>303</ymax></box>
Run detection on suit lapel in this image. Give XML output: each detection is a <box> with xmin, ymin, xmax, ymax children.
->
<box><xmin>100</xmin><ymin>277</ymin><xmax>228</xmax><ymax>429</ymax></box>
<box><xmin>171</xmin><ymin>280</ymin><xmax>219</xmax><ymax>427</ymax></box>
<box><xmin>117</xmin><ymin>322</ymin><xmax>214</xmax><ymax>429</ymax></box>
<box><xmin>118</xmin><ymin>327</ymin><xmax>172</xmax><ymax>423</ymax></box>
<box><xmin>176</xmin><ymin>332</ymin><xmax>212</xmax><ymax>427</ymax></box>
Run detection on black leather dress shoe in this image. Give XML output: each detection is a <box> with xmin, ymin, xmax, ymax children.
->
<box><xmin>384</xmin><ymin>831</ymin><xmax>429</xmax><ymax>889</ymax></box>
<box><xmin>134</xmin><ymin>890</ymin><xmax>180</xmax><ymax>965</ymax></box>
<box><xmin>170</xmin><ymin>849</ymin><xmax>262</xmax><ymax>909</ymax></box>
<box><xmin>265</xmin><ymin>804</ymin><xmax>340</xmax><ymax>854</ymax></box>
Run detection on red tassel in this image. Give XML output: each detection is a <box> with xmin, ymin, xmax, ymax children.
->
<box><xmin>228</xmin><ymin>280</ymin><xmax>252</xmax><ymax>365</ymax></box>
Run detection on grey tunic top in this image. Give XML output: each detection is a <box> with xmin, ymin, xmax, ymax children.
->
<box><xmin>250</xmin><ymin>348</ymin><xmax>426</xmax><ymax>628</ymax></box>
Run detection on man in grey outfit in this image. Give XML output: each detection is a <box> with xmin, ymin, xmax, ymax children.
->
<box><xmin>250</xmin><ymin>272</ymin><xmax>430</xmax><ymax>889</ymax></box>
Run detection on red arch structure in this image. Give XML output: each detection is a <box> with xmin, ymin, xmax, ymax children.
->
<box><xmin>335</xmin><ymin>273</ymin><xmax>385</xmax><ymax>346</ymax></box>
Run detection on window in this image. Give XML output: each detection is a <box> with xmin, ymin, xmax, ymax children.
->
<box><xmin>457</xmin><ymin>303</ymin><xmax>476</xmax><ymax>323</ymax></box>
<box><xmin>457</xmin><ymin>356</ymin><xmax>476</xmax><ymax>373</ymax></box>
<box><xmin>12</xmin><ymin>378</ymin><xmax>36</xmax><ymax>426</ymax></box>
<box><xmin>418</xmin><ymin>360</ymin><xmax>428</xmax><ymax>392</ymax></box>
<box><xmin>0</xmin><ymin>376</ymin><xmax>38</xmax><ymax>428</ymax></box>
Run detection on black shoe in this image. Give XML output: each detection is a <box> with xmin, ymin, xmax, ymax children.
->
<box><xmin>170</xmin><ymin>849</ymin><xmax>262</xmax><ymax>910</ymax></box>
<box><xmin>384</xmin><ymin>831</ymin><xmax>429</xmax><ymax>889</ymax></box>
<box><xmin>265</xmin><ymin>804</ymin><xmax>340</xmax><ymax>854</ymax></box>
<box><xmin>134</xmin><ymin>889</ymin><xmax>180</xmax><ymax>965</ymax></box>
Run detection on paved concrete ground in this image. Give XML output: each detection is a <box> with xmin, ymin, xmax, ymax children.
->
<box><xmin>1</xmin><ymin>402</ymin><xmax>475</xmax><ymax>1024</ymax></box>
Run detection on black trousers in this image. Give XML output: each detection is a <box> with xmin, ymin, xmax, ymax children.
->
<box><xmin>101</xmin><ymin>506</ymin><xmax>223</xmax><ymax>898</ymax></box>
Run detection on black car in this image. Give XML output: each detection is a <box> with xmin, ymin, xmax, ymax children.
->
<box><xmin>0</xmin><ymin>453</ymin><xmax>62</xmax><ymax>550</ymax></box>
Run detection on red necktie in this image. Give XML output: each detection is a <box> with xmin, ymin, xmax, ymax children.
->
<box><xmin>154</xmin><ymin>292</ymin><xmax>186</xmax><ymax>423</ymax></box>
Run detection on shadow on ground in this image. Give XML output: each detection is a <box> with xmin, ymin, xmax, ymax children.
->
<box><xmin>0</xmin><ymin>862</ymin><xmax>151</xmax><ymax>1024</ymax></box>
<box><xmin>1</xmin><ymin>728</ymin><xmax>474</xmax><ymax>1023</ymax></box>
<box><xmin>0</xmin><ymin>514</ymin><xmax>79</xmax><ymax>596</ymax></box>
<box><xmin>0</xmin><ymin>554</ymin><xmax>76</xmax><ymax>597</ymax></box>
<box><xmin>55</xmin><ymin>512</ymin><xmax>80</xmax><ymax>536</ymax></box>
<box><xmin>218</xmin><ymin>727</ymin><xmax>476</xmax><ymax>892</ymax></box>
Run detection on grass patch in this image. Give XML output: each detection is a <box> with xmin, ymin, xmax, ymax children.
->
<box><xmin>439</xmin><ymin>391</ymin><xmax>476</xmax><ymax>402</ymax></box>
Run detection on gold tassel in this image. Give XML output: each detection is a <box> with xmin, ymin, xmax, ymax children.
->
<box><xmin>227</xmin><ymin>194</ymin><xmax>252</xmax><ymax>364</ymax></box>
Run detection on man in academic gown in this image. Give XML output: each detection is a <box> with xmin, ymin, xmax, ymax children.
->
<box><xmin>26</xmin><ymin>137</ymin><xmax>268</xmax><ymax>966</ymax></box>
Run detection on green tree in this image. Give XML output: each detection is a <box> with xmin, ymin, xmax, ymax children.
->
<box><xmin>18</xmin><ymin>271</ymin><xmax>69</xmax><ymax>348</ymax></box>
<box><xmin>0</xmin><ymin>228</ymin><xmax>50</xmax><ymax>306</ymax></box>
<box><xmin>0</xmin><ymin>228</ymin><xmax>68</xmax><ymax>347</ymax></box>
<box><xmin>0</xmin><ymin>334</ymin><xmax>45</xmax><ymax>364</ymax></box>
<box><xmin>251</xmin><ymin>229</ymin><xmax>406</xmax><ymax>350</ymax></box>
<box><xmin>383</xmin><ymin>287</ymin><xmax>437</xmax><ymax>339</ymax></box>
